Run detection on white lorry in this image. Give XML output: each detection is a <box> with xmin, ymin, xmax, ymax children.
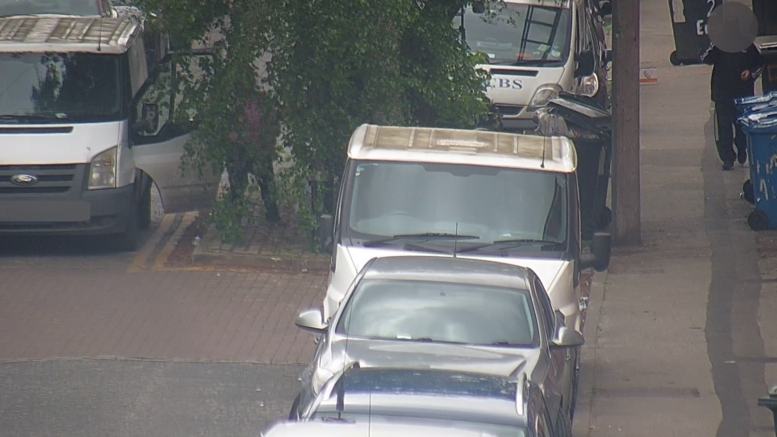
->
<box><xmin>0</xmin><ymin>14</ymin><xmax>220</xmax><ymax>249</ymax></box>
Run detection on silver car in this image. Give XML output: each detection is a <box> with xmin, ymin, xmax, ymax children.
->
<box><xmin>260</xmin><ymin>420</ymin><xmax>513</xmax><ymax>437</ymax></box>
<box><xmin>290</xmin><ymin>255</ymin><xmax>585</xmax><ymax>422</ymax></box>
<box><xmin>292</xmin><ymin>365</ymin><xmax>573</xmax><ymax>437</ymax></box>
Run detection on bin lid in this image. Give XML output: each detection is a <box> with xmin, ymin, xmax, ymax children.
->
<box><xmin>546</xmin><ymin>93</ymin><xmax>611</xmax><ymax>137</ymax></box>
<box><xmin>735</xmin><ymin>92</ymin><xmax>777</xmax><ymax>106</ymax></box>
<box><xmin>739</xmin><ymin>109</ymin><xmax>777</xmax><ymax>131</ymax></box>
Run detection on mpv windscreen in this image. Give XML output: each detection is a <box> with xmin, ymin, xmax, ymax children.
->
<box><xmin>0</xmin><ymin>53</ymin><xmax>123</xmax><ymax>123</ymax></box>
<box><xmin>343</xmin><ymin>161</ymin><xmax>568</xmax><ymax>247</ymax></box>
<box><xmin>459</xmin><ymin>2</ymin><xmax>572</xmax><ymax>66</ymax></box>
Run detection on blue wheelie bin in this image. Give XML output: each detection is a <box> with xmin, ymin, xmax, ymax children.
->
<box><xmin>738</xmin><ymin>111</ymin><xmax>777</xmax><ymax>231</ymax></box>
<box><xmin>735</xmin><ymin>93</ymin><xmax>777</xmax><ymax>204</ymax></box>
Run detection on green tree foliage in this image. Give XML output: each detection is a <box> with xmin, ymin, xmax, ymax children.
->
<box><xmin>133</xmin><ymin>0</ymin><xmax>492</xmax><ymax>245</ymax></box>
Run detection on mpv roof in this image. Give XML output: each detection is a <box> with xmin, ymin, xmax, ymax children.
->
<box><xmin>362</xmin><ymin>256</ymin><xmax>532</xmax><ymax>289</ymax></box>
<box><xmin>0</xmin><ymin>15</ymin><xmax>141</xmax><ymax>54</ymax></box>
<box><xmin>347</xmin><ymin>124</ymin><xmax>577</xmax><ymax>174</ymax></box>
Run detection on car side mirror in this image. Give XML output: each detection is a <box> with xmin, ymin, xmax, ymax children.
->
<box><xmin>598</xmin><ymin>1</ymin><xmax>612</xmax><ymax>17</ymax></box>
<box><xmin>551</xmin><ymin>326</ymin><xmax>585</xmax><ymax>348</ymax></box>
<box><xmin>295</xmin><ymin>309</ymin><xmax>328</xmax><ymax>335</ymax></box>
<box><xmin>318</xmin><ymin>214</ymin><xmax>334</xmax><ymax>254</ymax></box>
<box><xmin>575</xmin><ymin>50</ymin><xmax>596</xmax><ymax>78</ymax></box>
<box><xmin>580</xmin><ymin>232</ymin><xmax>612</xmax><ymax>272</ymax></box>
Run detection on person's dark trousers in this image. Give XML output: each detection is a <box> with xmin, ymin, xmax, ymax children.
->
<box><xmin>715</xmin><ymin>98</ymin><xmax>747</xmax><ymax>166</ymax></box>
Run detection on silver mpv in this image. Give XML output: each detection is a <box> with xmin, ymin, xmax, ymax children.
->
<box><xmin>290</xmin><ymin>256</ymin><xmax>585</xmax><ymax>421</ymax></box>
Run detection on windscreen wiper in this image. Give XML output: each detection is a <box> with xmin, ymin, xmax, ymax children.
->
<box><xmin>0</xmin><ymin>113</ymin><xmax>68</xmax><ymax>123</ymax></box>
<box><xmin>456</xmin><ymin>238</ymin><xmax>561</xmax><ymax>254</ymax></box>
<box><xmin>362</xmin><ymin>232</ymin><xmax>480</xmax><ymax>247</ymax></box>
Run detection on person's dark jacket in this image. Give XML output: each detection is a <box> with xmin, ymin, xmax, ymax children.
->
<box><xmin>701</xmin><ymin>43</ymin><xmax>764</xmax><ymax>102</ymax></box>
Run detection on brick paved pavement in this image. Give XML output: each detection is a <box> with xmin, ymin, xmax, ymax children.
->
<box><xmin>0</xmin><ymin>266</ymin><xmax>326</xmax><ymax>364</ymax></box>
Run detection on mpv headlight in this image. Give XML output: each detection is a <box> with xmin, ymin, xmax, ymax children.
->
<box><xmin>580</xmin><ymin>74</ymin><xmax>600</xmax><ymax>98</ymax></box>
<box><xmin>528</xmin><ymin>84</ymin><xmax>562</xmax><ymax>110</ymax></box>
<box><xmin>88</xmin><ymin>146</ymin><xmax>117</xmax><ymax>190</ymax></box>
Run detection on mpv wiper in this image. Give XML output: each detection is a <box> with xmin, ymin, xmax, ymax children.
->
<box><xmin>0</xmin><ymin>113</ymin><xmax>67</xmax><ymax>122</ymax></box>
<box><xmin>456</xmin><ymin>238</ymin><xmax>561</xmax><ymax>253</ymax></box>
<box><xmin>362</xmin><ymin>232</ymin><xmax>480</xmax><ymax>247</ymax></box>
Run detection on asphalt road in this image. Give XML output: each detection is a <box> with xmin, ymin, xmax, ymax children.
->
<box><xmin>0</xmin><ymin>361</ymin><xmax>302</xmax><ymax>437</ymax></box>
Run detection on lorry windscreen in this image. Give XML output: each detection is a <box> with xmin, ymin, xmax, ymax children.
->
<box><xmin>0</xmin><ymin>53</ymin><xmax>123</xmax><ymax>123</ymax></box>
<box><xmin>461</xmin><ymin>3</ymin><xmax>572</xmax><ymax>66</ymax></box>
<box><xmin>343</xmin><ymin>161</ymin><xmax>568</xmax><ymax>248</ymax></box>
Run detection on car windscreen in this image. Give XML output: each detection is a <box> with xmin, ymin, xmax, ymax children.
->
<box><xmin>344</xmin><ymin>161</ymin><xmax>568</xmax><ymax>247</ymax></box>
<box><xmin>0</xmin><ymin>53</ymin><xmax>123</xmax><ymax>123</ymax></box>
<box><xmin>0</xmin><ymin>0</ymin><xmax>102</xmax><ymax>17</ymax></box>
<box><xmin>336</xmin><ymin>279</ymin><xmax>538</xmax><ymax>347</ymax></box>
<box><xmin>459</xmin><ymin>2</ymin><xmax>572</xmax><ymax>65</ymax></box>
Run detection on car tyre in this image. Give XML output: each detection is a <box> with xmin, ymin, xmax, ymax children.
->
<box><xmin>288</xmin><ymin>393</ymin><xmax>301</xmax><ymax>421</ymax></box>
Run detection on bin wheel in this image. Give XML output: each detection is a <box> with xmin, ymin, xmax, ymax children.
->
<box><xmin>747</xmin><ymin>209</ymin><xmax>769</xmax><ymax>231</ymax></box>
<box><xmin>597</xmin><ymin>207</ymin><xmax>613</xmax><ymax>230</ymax></box>
<box><xmin>669</xmin><ymin>50</ymin><xmax>681</xmax><ymax>66</ymax></box>
<box><xmin>742</xmin><ymin>180</ymin><xmax>755</xmax><ymax>205</ymax></box>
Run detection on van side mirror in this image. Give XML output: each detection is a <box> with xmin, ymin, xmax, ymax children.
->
<box><xmin>598</xmin><ymin>1</ymin><xmax>612</xmax><ymax>17</ymax></box>
<box><xmin>575</xmin><ymin>50</ymin><xmax>596</xmax><ymax>78</ymax></box>
<box><xmin>318</xmin><ymin>214</ymin><xmax>334</xmax><ymax>254</ymax></box>
<box><xmin>580</xmin><ymin>232</ymin><xmax>611</xmax><ymax>272</ymax></box>
<box><xmin>604</xmin><ymin>49</ymin><xmax>613</xmax><ymax>65</ymax></box>
<box><xmin>472</xmin><ymin>1</ymin><xmax>486</xmax><ymax>13</ymax></box>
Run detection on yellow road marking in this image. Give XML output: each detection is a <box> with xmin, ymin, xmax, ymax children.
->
<box><xmin>150</xmin><ymin>212</ymin><xmax>197</xmax><ymax>271</ymax></box>
<box><xmin>126</xmin><ymin>214</ymin><xmax>175</xmax><ymax>273</ymax></box>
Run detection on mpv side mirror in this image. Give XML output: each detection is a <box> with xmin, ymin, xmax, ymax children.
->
<box><xmin>575</xmin><ymin>50</ymin><xmax>596</xmax><ymax>78</ymax></box>
<box><xmin>580</xmin><ymin>232</ymin><xmax>612</xmax><ymax>272</ymax></box>
<box><xmin>318</xmin><ymin>214</ymin><xmax>334</xmax><ymax>254</ymax></box>
<box><xmin>295</xmin><ymin>309</ymin><xmax>328</xmax><ymax>335</ymax></box>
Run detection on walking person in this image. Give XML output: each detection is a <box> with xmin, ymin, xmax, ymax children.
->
<box><xmin>701</xmin><ymin>42</ymin><xmax>764</xmax><ymax>170</ymax></box>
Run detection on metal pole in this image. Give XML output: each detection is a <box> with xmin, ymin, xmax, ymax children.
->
<box><xmin>611</xmin><ymin>0</ymin><xmax>642</xmax><ymax>245</ymax></box>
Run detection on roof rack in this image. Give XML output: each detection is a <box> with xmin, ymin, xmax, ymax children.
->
<box><xmin>0</xmin><ymin>15</ymin><xmax>141</xmax><ymax>54</ymax></box>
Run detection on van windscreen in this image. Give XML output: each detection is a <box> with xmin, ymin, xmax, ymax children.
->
<box><xmin>343</xmin><ymin>161</ymin><xmax>568</xmax><ymax>249</ymax></box>
<box><xmin>0</xmin><ymin>53</ymin><xmax>123</xmax><ymax>123</ymax></box>
<box><xmin>460</xmin><ymin>2</ymin><xmax>572</xmax><ymax>66</ymax></box>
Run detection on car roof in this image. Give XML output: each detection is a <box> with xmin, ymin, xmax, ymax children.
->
<box><xmin>347</xmin><ymin>124</ymin><xmax>577</xmax><ymax>174</ymax></box>
<box><xmin>262</xmin><ymin>420</ymin><xmax>523</xmax><ymax>437</ymax></box>
<box><xmin>360</xmin><ymin>256</ymin><xmax>532</xmax><ymax>290</ymax></box>
<box><xmin>0</xmin><ymin>15</ymin><xmax>141</xmax><ymax>54</ymax></box>
<box><xmin>314</xmin><ymin>368</ymin><xmax>528</xmax><ymax>426</ymax></box>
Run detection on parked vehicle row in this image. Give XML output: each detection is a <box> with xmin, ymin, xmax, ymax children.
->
<box><xmin>262</xmin><ymin>125</ymin><xmax>612</xmax><ymax>436</ymax></box>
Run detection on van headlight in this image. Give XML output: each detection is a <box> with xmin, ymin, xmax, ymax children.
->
<box><xmin>579</xmin><ymin>74</ymin><xmax>600</xmax><ymax>97</ymax></box>
<box><xmin>88</xmin><ymin>146</ymin><xmax>117</xmax><ymax>190</ymax></box>
<box><xmin>528</xmin><ymin>84</ymin><xmax>561</xmax><ymax>110</ymax></box>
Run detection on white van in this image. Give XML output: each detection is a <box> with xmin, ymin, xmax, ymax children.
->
<box><xmin>458</xmin><ymin>0</ymin><xmax>611</xmax><ymax>132</ymax></box>
<box><xmin>316</xmin><ymin>124</ymin><xmax>611</xmax><ymax>335</ymax></box>
<box><xmin>0</xmin><ymin>15</ymin><xmax>220</xmax><ymax>249</ymax></box>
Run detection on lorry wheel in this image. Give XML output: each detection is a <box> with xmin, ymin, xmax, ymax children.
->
<box><xmin>748</xmin><ymin>209</ymin><xmax>769</xmax><ymax>231</ymax></box>
<box><xmin>113</xmin><ymin>196</ymin><xmax>140</xmax><ymax>252</ymax></box>
<box><xmin>742</xmin><ymin>180</ymin><xmax>755</xmax><ymax>205</ymax></box>
<box><xmin>138</xmin><ymin>180</ymin><xmax>152</xmax><ymax>230</ymax></box>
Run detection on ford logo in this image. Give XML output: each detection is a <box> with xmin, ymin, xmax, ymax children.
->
<box><xmin>11</xmin><ymin>174</ymin><xmax>38</xmax><ymax>185</ymax></box>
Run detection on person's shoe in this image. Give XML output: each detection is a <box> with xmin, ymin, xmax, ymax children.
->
<box><xmin>738</xmin><ymin>150</ymin><xmax>748</xmax><ymax>165</ymax></box>
<box><xmin>722</xmin><ymin>161</ymin><xmax>735</xmax><ymax>170</ymax></box>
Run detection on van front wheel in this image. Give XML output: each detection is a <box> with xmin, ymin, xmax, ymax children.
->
<box><xmin>112</xmin><ymin>192</ymin><xmax>140</xmax><ymax>252</ymax></box>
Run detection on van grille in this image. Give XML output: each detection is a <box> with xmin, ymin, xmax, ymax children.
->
<box><xmin>0</xmin><ymin>164</ymin><xmax>78</xmax><ymax>194</ymax></box>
